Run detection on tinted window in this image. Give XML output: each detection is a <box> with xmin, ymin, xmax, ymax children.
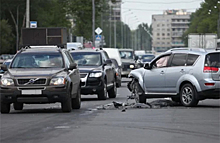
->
<box><xmin>71</xmin><ymin>52</ymin><xmax>101</xmax><ymax>66</ymax></box>
<box><xmin>119</xmin><ymin>51</ymin><xmax>134</xmax><ymax>59</ymax></box>
<box><xmin>205</xmin><ymin>53</ymin><xmax>220</xmax><ymax>68</ymax></box>
<box><xmin>11</xmin><ymin>53</ymin><xmax>63</xmax><ymax>68</ymax></box>
<box><xmin>170</xmin><ymin>53</ymin><xmax>187</xmax><ymax>67</ymax></box>
<box><xmin>187</xmin><ymin>54</ymin><xmax>199</xmax><ymax>66</ymax></box>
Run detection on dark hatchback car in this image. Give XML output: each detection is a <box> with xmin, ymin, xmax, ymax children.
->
<box><xmin>70</xmin><ymin>49</ymin><xmax>117</xmax><ymax>100</ymax></box>
<box><xmin>0</xmin><ymin>46</ymin><xmax>81</xmax><ymax>113</ymax></box>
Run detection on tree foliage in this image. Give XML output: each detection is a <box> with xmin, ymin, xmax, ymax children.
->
<box><xmin>0</xmin><ymin>19</ymin><xmax>15</xmax><ymax>54</ymax></box>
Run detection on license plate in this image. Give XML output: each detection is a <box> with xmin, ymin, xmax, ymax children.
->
<box><xmin>21</xmin><ymin>90</ymin><xmax>42</xmax><ymax>95</ymax></box>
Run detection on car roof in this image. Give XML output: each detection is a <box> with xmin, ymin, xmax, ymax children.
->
<box><xmin>18</xmin><ymin>46</ymin><xmax>64</xmax><ymax>53</ymax></box>
<box><xmin>166</xmin><ymin>48</ymin><xmax>220</xmax><ymax>56</ymax></box>
<box><xmin>69</xmin><ymin>49</ymin><xmax>103</xmax><ymax>53</ymax></box>
<box><xmin>118</xmin><ymin>49</ymin><xmax>133</xmax><ymax>51</ymax></box>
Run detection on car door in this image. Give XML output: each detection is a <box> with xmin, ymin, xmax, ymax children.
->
<box><xmin>63</xmin><ymin>51</ymin><xmax>79</xmax><ymax>95</ymax></box>
<box><xmin>165</xmin><ymin>53</ymin><xmax>187</xmax><ymax>93</ymax></box>
<box><xmin>144</xmin><ymin>54</ymin><xmax>171</xmax><ymax>93</ymax></box>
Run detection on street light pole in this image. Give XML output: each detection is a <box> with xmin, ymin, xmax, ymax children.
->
<box><xmin>92</xmin><ymin>0</ymin><xmax>95</xmax><ymax>48</ymax></box>
<box><xmin>26</xmin><ymin>0</ymin><xmax>30</xmax><ymax>28</ymax></box>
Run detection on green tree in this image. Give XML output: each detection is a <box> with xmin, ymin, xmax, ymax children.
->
<box><xmin>0</xmin><ymin>19</ymin><xmax>15</xmax><ymax>54</ymax></box>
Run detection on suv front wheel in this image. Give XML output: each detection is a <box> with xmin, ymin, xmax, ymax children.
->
<box><xmin>98</xmin><ymin>81</ymin><xmax>107</xmax><ymax>100</ymax></box>
<box><xmin>108</xmin><ymin>81</ymin><xmax>117</xmax><ymax>98</ymax></box>
<box><xmin>180</xmin><ymin>83</ymin><xmax>199</xmax><ymax>107</ymax></box>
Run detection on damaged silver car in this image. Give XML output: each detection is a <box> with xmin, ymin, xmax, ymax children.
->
<box><xmin>128</xmin><ymin>48</ymin><xmax>220</xmax><ymax>107</ymax></box>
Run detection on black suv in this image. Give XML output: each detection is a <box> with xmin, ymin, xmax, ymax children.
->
<box><xmin>0</xmin><ymin>46</ymin><xmax>81</xmax><ymax>113</ymax></box>
<box><xmin>70</xmin><ymin>49</ymin><xmax>117</xmax><ymax>100</ymax></box>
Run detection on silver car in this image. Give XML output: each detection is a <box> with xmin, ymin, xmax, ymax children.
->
<box><xmin>128</xmin><ymin>48</ymin><xmax>220</xmax><ymax>107</ymax></box>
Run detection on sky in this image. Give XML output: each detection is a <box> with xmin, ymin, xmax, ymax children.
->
<box><xmin>121</xmin><ymin>0</ymin><xmax>204</xmax><ymax>30</ymax></box>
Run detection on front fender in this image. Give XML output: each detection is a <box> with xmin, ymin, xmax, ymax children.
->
<box><xmin>128</xmin><ymin>68</ymin><xmax>145</xmax><ymax>91</ymax></box>
<box><xmin>176</xmin><ymin>74</ymin><xmax>201</xmax><ymax>94</ymax></box>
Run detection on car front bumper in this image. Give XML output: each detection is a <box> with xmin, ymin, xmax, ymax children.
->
<box><xmin>0</xmin><ymin>85</ymin><xmax>69</xmax><ymax>104</ymax></box>
<box><xmin>81</xmin><ymin>77</ymin><xmax>105</xmax><ymax>95</ymax></box>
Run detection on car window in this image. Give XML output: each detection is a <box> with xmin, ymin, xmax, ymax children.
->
<box><xmin>71</xmin><ymin>52</ymin><xmax>101</xmax><ymax>66</ymax></box>
<box><xmin>11</xmin><ymin>53</ymin><xmax>63</xmax><ymax>68</ymax></box>
<box><xmin>187</xmin><ymin>54</ymin><xmax>199</xmax><ymax>66</ymax></box>
<box><xmin>153</xmin><ymin>55</ymin><xmax>170</xmax><ymax>68</ymax></box>
<box><xmin>170</xmin><ymin>53</ymin><xmax>187</xmax><ymax>67</ymax></box>
<box><xmin>119</xmin><ymin>51</ymin><xmax>134</xmax><ymax>59</ymax></box>
<box><xmin>204</xmin><ymin>53</ymin><xmax>220</xmax><ymax>68</ymax></box>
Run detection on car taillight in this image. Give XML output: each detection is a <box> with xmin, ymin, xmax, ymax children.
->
<box><xmin>203</xmin><ymin>66</ymin><xmax>219</xmax><ymax>73</ymax></box>
<box><xmin>204</xmin><ymin>83</ymin><xmax>215</xmax><ymax>86</ymax></box>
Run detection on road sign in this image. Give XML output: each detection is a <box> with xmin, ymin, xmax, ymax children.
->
<box><xmin>95</xmin><ymin>27</ymin><xmax>102</xmax><ymax>35</ymax></box>
<box><xmin>30</xmin><ymin>21</ymin><xmax>37</xmax><ymax>28</ymax></box>
<box><xmin>95</xmin><ymin>35</ymin><xmax>102</xmax><ymax>41</ymax></box>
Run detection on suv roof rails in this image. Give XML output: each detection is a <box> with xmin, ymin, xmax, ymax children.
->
<box><xmin>169</xmin><ymin>48</ymin><xmax>206</xmax><ymax>52</ymax></box>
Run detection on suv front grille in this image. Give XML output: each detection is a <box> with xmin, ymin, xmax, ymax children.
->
<box><xmin>17</xmin><ymin>78</ymin><xmax>47</xmax><ymax>85</ymax></box>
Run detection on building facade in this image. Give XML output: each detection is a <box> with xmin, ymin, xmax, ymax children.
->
<box><xmin>109</xmin><ymin>0</ymin><xmax>121</xmax><ymax>21</ymax></box>
<box><xmin>152</xmin><ymin>9</ymin><xmax>191</xmax><ymax>52</ymax></box>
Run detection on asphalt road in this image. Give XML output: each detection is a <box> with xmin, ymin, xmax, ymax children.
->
<box><xmin>0</xmin><ymin>78</ymin><xmax>219</xmax><ymax>143</ymax></box>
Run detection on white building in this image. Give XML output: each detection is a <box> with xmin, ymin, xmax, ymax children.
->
<box><xmin>152</xmin><ymin>9</ymin><xmax>191</xmax><ymax>52</ymax></box>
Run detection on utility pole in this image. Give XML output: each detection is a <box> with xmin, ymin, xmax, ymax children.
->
<box><xmin>92</xmin><ymin>0</ymin><xmax>95</xmax><ymax>48</ymax></box>
<box><xmin>218</xmin><ymin>9</ymin><xmax>220</xmax><ymax>38</ymax></box>
<box><xmin>109</xmin><ymin>5</ymin><xmax>112</xmax><ymax>48</ymax></box>
<box><xmin>114</xmin><ymin>10</ymin><xmax>116</xmax><ymax>48</ymax></box>
<box><xmin>26</xmin><ymin>0</ymin><xmax>30</xmax><ymax>28</ymax></box>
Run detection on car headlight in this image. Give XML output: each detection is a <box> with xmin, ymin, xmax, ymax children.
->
<box><xmin>50</xmin><ymin>77</ymin><xmax>65</xmax><ymax>85</ymax></box>
<box><xmin>1</xmin><ymin>78</ymin><xmax>14</xmax><ymax>86</ymax></box>
<box><xmin>130</xmin><ymin>65</ymin><xmax>135</xmax><ymax>69</ymax></box>
<box><xmin>89</xmin><ymin>72</ymin><xmax>102</xmax><ymax>78</ymax></box>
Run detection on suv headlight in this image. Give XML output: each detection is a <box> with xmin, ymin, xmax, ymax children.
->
<box><xmin>50</xmin><ymin>77</ymin><xmax>65</xmax><ymax>85</ymax></box>
<box><xmin>1</xmin><ymin>78</ymin><xmax>14</xmax><ymax>86</ymax></box>
<box><xmin>89</xmin><ymin>72</ymin><xmax>102</xmax><ymax>78</ymax></box>
<box><xmin>130</xmin><ymin>65</ymin><xmax>135</xmax><ymax>69</ymax></box>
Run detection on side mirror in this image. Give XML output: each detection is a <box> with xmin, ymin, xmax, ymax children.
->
<box><xmin>134</xmin><ymin>56</ymin><xmax>139</xmax><ymax>61</ymax></box>
<box><xmin>1</xmin><ymin>64</ymin><xmax>8</xmax><ymax>71</ymax></box>
<box><xmin>144</xmin><ymin>63</ymin><xmax>151</xmax><ymax>70</ymax></box>
<box><xmin>68</xmin><ymin>63</ymin><xmax>77</xmax><ymax>70</ymax></box>
<box><xmin>104</xmin><ymin>59</ymin><xmax>112</xmax><ymax>66</ymax></box>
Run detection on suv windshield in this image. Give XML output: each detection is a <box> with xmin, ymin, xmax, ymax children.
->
<box><xmin>204</xmin><ymin>53</ymin><xmax>220</xmax><ymax>68</ymax></box>
<box><xmin>119</xmin><ymin>51</ymin><xmax>133</xmax><ymax>59</ymax></box>
<box><xmin>71</xmin><ymin>52</ymin><xmax>101</xmax><ymax>66</ymax></box>
<box><xmin>11</xmin><ymin>53</ymin><xmax>63</xmax><ymax>68</ymax></box>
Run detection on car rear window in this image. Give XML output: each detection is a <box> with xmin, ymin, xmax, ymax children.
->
<box><xmin>204</xmin><ymin>53</ymin><xmax>220</xmax><ymax>68</ymax></box>
<box><xmin>186</xmin><ymin>54</ymin><xmax>199</xmax><ymax>66</ymax></box>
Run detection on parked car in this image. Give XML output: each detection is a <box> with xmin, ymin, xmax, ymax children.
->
<box><xmin>119</xmin><ymin>49</ymin><xmax>138</xmax><ymax>77</ymax></box>
<box><xmin>0</xmin><ymin>46</ymin><xmax>81</xmax><ymax>113</ymax></box>
<box><xmin>110</xmin><ymin>58</ymin><xmax>122</xmax><ymax>87</ymax></box>
<box><xmin>70</xmin><ymin>49</ymin><xmax>117</xmax><ymax>100</ymax></box>
<box><xmin>128</xmin><ymin>48</ymin><xmax>220</xmax><ymax>107</ymax></box>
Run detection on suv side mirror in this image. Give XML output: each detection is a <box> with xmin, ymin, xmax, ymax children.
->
<box><xmin>1</xmin><ymin>64</ymin><xmax>8</xmax><ymax>71</ymax></box>
<box><xmin>144</xmin><ymin>63</ymin><xmax>151</xmax><ymax>70</ymax></box>
<box><xmin>103</xmin><ymin>59</ymin><xmax>112</xmax><ymax>66</ymax></box>
<box><xmin>68</xmin><ymin>63</ymin><xmax>77</xmax><ymax>70</ymax></box>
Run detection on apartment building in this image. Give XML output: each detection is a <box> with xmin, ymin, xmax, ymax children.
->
<box><xmin>152</xmin><ymin>9</ymin><xmax>191</xmax><ymax>52</ymax></box>
<box><xmin>109</xmin><ymin>0</ymin><xmax>121</xmax><ymax>21</ymax></box>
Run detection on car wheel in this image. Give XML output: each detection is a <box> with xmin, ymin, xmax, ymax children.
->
<box><xmin>1</xmin><ymin>102</ymin><xmax>10</xmax><ymax>114</ymax></box>
<box><xmin>133</xmin><ymin>81</ymin><xmax>146</xmax><ymax>103</ymax></box>
<box><xmin>72</xmin><ymin>87</ymin><xmax>81</xmax><ymax>109</ymax></box>
<box><xmin>61</xmin><ymin>88</ymin><xmax>72</xmax><ymax>112</ymax></box>
<box><xmin>98</xmin><ymin>82</ymin><xmax>107</xmax><ymax>100</ymax></box>
<box><xmin>180</xmin><ymin>83</ymin><xmax>199</xmax><ymax>107</ymax></box>
<box><xmin>13</xmin><ymin>103</ymin><xmax>23</xmax><ymax>110</ymax></box>
<box><xmin>108</xmin><ymin>81</ymin><xmax>117</xmax><ymax>98</ymax></box>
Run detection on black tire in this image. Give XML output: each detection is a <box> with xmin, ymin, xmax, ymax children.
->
<box><xmin>180</xmin><ymin>83</ymin><xmax>199</xmax><ymax>107</ymax></box>
<box><xmin>171</xmin><ymin>96</ymin><xmax>180</xmax><ymax>103</ymax></box>
<box><xmin>133</xmin><ymin>81</ymin><xmax>146</xmax><ymax>103</ymax></box>
<box><xmin>13</xmin><ymin>103</ymin><xmax>23</xmax><ymax>110</ymax></box>
<box><xmin>116</xmin><ymin>80</ymin><xmax>121</xmax><ymax>87</ymax></box>
<box><xmin>1</xmin><ymin>102</ymin><xmax>10</xmax><ymax>114</ymax></box>
<box><xmin>108</xmin><ymin>82</ymin><xmax>117</xmax><ymax>98</ymax></box>
<box><xmin>61</xmin><ymin>88</ymin><xmax>72</xmax><ymax>112</ymax></box>
<box><xmin>98</xmin><ymin>82</ymin><xmax>107</xmax><ymax>100</ymax></box>
<box><xmin>72</xmin><ymin>87</ymin><xmax>81</xmax><ymax>109</ymax></box>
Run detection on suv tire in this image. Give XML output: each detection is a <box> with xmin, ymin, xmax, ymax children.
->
<box><xmin>13</xmin><ymin>103</ymin><xmax>23</xmax><ymax>110</ymax></box>
<box><xmin>180</xmin><ymin>83</ymin><xmax>199</xmax><ymax>107</ymax></box>
<box><xmin>72</xmin><ymin>87</ymin><xmax>81</xmax><ymax>109</ymax></box>
<box><xmin>108</xmin><ymin>81</ymin><xmax>117</xmax><ymax>98</ymax></box>
<box><xmin>61</xmin><ymin>88</ymin><xmax>72</xmax><ymax>112</ymax></box>
<box><xmin>98</xmin><ymin>81</ymin><xmax>107</xmax><ymax>100</ymax></box>
<box><xmin>1</xmin><ymin>102</ymin><xmax>10</xmax><ymax>114</ymax></box>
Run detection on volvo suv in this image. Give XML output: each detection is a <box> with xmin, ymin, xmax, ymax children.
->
<box><xmin>0</xmin><ymin>46</ymin><xmax>81</xmax><ymax>113</ymax></box>
<box><xmin>128</xmin><ymin>48</ymin><xmax>220</xmax><ymax>107</ymax></box>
